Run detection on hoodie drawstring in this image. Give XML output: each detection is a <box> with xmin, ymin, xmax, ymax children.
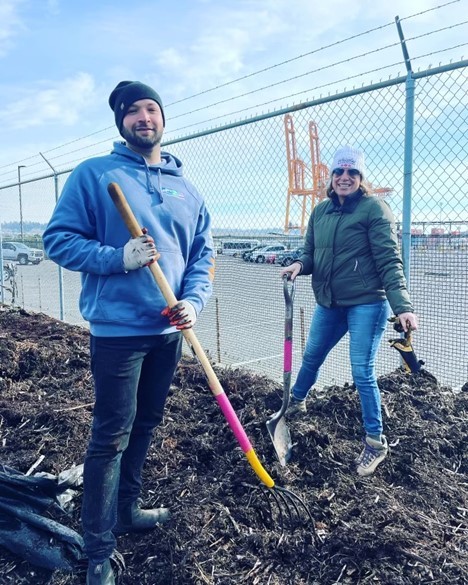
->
<box><xmin>157</xmin><ymin>169</ymin><xmax>163</xmax><ymax>202</ymax></box>
<box><xmin>145</xmin><ymin>165</ymin><xmax>164</xmax><ymax>202</ymax></box>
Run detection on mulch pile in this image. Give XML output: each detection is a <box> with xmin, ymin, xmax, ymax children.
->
<box><xmin>0</xmin><ymin>306</ymin><xmax>466</xmax><ymax>585</ymax></box>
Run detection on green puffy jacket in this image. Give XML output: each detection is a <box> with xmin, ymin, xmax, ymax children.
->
<box><xmin>298</xmin><ymin>189</ymin><xmax>413</xmax><ymax>315</ymax></box>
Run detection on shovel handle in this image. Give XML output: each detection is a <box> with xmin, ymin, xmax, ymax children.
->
<box><xmin>282</xmin><ymin>275</ymin><xmax>295</xmax><ymax>374</ymax></box>
<box><xmin>107</xmin><ymin>182</ymin><xmax>275</xmax><ymax>489</ymax></box>
<box><xmin>283</xmin><ymin>274</ymin><xmax>296</xmax><ymax>305</ymax></box>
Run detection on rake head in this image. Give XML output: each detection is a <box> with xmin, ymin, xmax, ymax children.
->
<box><xmin>243</xmin><ymin>482</ymin><xmax>320</xmax><ymax>544</ymax></box>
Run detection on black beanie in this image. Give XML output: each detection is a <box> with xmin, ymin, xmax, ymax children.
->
<box><xmin>108</xmin><ymin>81</ymin><xmax>165</xmax><ymax>131</ymax></box>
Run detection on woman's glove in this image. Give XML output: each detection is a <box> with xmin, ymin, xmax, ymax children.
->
<box><xmin>161</xmin><ymin>301</ymin><xmax>197</xmax><ymax>330</ymax></box>
<box><xmin>123</xmin><ymin>233</ymin><xmax>158</xmax><ymax>271</ymax></box>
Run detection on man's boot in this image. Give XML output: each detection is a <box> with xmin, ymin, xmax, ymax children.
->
<box><xmin>86</xmin><ymin>559</ymin><xmax>115</xmax><ymax>585</ymax></box>
<box><xmin>114</xmin><ymin>499</ymin><xmax>171</xmax><ymax>535</ymax></box>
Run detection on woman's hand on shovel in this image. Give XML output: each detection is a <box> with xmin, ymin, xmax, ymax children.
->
<box><xmin>280</xmin><ymin>261</ymin><xmax>302</xmax><ymax>281</ymax></box>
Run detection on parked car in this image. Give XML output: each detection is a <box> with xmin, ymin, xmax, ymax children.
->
<box><xmin>250</xmin><ymin>244</ymin><xmax>287</xmax><ymax>263</ymax></box>
<box><xmin>1</xmin><ymin>241</ymin><xmax>44</xmax><ymax>265</ymax></box>
<box><xmin>1</xmin><ymin>261</ymin><xmax>16</xmax><ymax>282</ymax></box>
<box><xmin>220</xmin><ymin>240</ymin><xmax>260</xmax><ymax>257</ymax></box>
<box><xmin>241</xmin><ymin>245</ymin><xmax>264</xmax><ymax>261</ymax></box>
<box><xmin>275</xmin><ymin>246</ymin><xmax>305</xmax><ymax>266</ymax></box>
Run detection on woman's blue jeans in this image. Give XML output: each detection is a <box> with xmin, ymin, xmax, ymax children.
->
<box><xmin>292</xmin><ymin>301</ymin><xmax>390</xmax><ymax>437</ymax></box>
<box><xmin>82</xmin><ymin>332</ymin><xmax>182</xmax><ymax>563</ymax></box>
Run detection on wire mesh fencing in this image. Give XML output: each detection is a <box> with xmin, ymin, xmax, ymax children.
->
<box><xmin>1</xmin><ymin>62</ymin><xmax>467</xmax><ymax>391</ymax></box>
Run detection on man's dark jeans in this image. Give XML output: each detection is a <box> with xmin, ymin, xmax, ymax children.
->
<box><xmin>82</xmin><ymin>332</ymin><xmax>182</xmax><ymax>563</ymax></box>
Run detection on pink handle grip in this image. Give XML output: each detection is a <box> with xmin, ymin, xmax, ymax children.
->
<box><xmin>214</xmin><ymin>393</ymin><xmax>252</xmax><ymax>453</ymax></box>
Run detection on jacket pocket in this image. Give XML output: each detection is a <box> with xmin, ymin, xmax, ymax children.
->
<box><xmin>353</xmin><ymin>259</ymin><xmax>368</xmax><ymax>287</ymax></box>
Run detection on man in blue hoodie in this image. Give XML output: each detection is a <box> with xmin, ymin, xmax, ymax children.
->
<box><xmin>43</xmin><ymin>81</ymin><xmax>215</xmax><ymax>585</ymax></box>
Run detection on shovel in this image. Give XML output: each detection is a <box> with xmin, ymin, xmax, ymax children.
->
<box><xmin>266</xmin><ymin>274</ymin><xmax>296</xmax><ymax>466</ymax></box>
<box><xmin>388</xmin><ymin>316</ymin><xmax>425</xmax><ymax>373</ymax></box>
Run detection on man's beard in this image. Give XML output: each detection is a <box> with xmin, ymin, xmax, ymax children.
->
<box><xmin>121</xmin><ymin>125</ymin><xmax>163</xmax><ymax>150</ymax></box>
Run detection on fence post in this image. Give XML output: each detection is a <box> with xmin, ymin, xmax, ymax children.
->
<box><xmin>395</xmin><ymin>16</ymin><xmax>415</xmax><ymax>287</ymax></box>
<box><xmin>401</xmin><ymin>74</ymin><xmax>415</xmax><ymax>286</ymax></box>
<box><xmin>40</xmin><ymin>153</ymin><xmax>65</xmax><ymax>321</ymax></box>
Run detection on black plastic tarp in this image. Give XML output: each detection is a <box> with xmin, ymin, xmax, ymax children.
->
<box><xmin>0</xmin><ymin>464</ymin><xmax>84</xmax><ymax>571</ymax></box>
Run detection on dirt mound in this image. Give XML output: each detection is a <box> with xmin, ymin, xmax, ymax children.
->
<box><xmin>0</xmin><ymin>307</ymin><xmax>466</xmax><ymax>584</ymax></box>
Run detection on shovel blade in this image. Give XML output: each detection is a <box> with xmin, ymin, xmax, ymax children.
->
<box><xmin>266</xmin><ymin>416</ymin><xmax>293</xmax><ymax>466</ymax></box>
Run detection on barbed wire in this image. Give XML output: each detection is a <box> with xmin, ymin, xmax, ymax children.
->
<box><xmin>19</xmin><ymin>46</ymin><xmax>468</xmax><ymax>176</ymax></box>
<box><xmin>166</xmin><ymin>21</ymin><xmax>467</xmax><ymax>124</ymax></box>
<box><xmin>164</xmin><ymin>46</ymin><xmax>467</xmax><ymax>137</ymax></box>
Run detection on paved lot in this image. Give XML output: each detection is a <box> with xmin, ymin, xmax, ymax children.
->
<box><xmin>9</xmin><ymin>252</ymin><xmax>468</xmax><ymax>391</ymax></box>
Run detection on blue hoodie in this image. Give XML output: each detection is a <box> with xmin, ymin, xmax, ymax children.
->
<box><xmin>43</xmin><ymin>142</ymin><xmax>215</xmax><ymax>336</ymax></box>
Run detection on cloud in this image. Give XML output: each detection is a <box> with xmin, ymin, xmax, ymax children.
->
<box><xmin>154</xmin><ymin>0</ymin><xmax>444</xmax><ymax>94</ymax></box>
<box><xmin>155</xmin><ymin>4</ymin><xmax>288</xmax><ymax>95</ymax></box>
<box><xmin>0</xmin><ymin>72</ymin><xmax>97</xmax><ymax>129</ymax></box>
<box><xmin>0</xmin><ymin>0</ymin><xmax>25</xmax><ymax>57</ymax></box>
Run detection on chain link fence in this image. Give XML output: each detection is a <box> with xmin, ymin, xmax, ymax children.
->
<box><xmin>1</xmin><ymin>61</ymin><xmax>467</xmax><ymax>391</ymax></box>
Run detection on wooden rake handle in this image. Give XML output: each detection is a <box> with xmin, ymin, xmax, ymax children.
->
<box><xmin>107</xmin><ymin>182</ymin><xmax>275</xmax><ymax>488</ymax></box>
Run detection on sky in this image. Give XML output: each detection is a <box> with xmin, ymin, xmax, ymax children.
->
<box><xmin>0</xmin><ymin>0</ymin><xmax>466</xmax><ymax>229</ymax></box>
<box><xmin>0</xmin><ymin>0</ymin><xmax>466</xmax><ymax>178</ymax></box>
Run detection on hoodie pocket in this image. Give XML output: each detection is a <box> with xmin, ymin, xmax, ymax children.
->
<box><xmin>95</xmin><ymin>270</ymin><xmax>165</xmax><ymax>322</ymax></box>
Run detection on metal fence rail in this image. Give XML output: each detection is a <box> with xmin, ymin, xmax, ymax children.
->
<box><xmin>1</xmin><ymin>60</ymin><xmax>467</xmax><ymax>391</ymax></box>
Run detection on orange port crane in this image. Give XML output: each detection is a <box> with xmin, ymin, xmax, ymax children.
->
<box><xmin>309</xmin><ymin>121</ymin><xmax>329</xmax><ymax>207</ymax></box>
<box><xmin>284</xmin><ymin>114</ymin><xmax>327</xmax><ymax>234</ymax></box>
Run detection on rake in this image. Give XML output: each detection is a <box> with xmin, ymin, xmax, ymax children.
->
<box><xmin>107</xmin><ymin>182</ymin><xmax>313</xmax><ymax>530</ymax></box>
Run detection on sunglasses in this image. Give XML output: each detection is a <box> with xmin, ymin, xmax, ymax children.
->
<box><xmin>333</xmin><ymin>168</ymin><xmax>361</xmax><ymax>177</ymax></box>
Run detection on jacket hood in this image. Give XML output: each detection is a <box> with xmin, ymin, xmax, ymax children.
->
<box><xmin>111</xmin><ymin>141</ymin><xmax>183</xmax><ymax>176</ymax></box>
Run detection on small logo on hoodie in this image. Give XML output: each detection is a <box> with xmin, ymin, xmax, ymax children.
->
<box><xmin>162</xmin><ymin>187</ymin><xmax>185</xmax><ymax>200</ymax></box>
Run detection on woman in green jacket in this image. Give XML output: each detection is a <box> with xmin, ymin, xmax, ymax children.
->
<box><xmin>280</xmin><ymin>145</ymin><xmax>418</xmax><ymax>477</ymax></box>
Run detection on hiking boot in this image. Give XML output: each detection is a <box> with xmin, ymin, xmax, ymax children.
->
<box><xmin>356</xmin><ymin>435</ymin><xmax>388</xmax><ymax>477</ymax></box>
<box><xmin>114</xmin><ymin>499</ymin><xmax>171</xmax><ymax>535</ymax></box>
<box><xmin>86</xmin><ymin>559</ymin><xmax>115</xmax><ymax>585</ymax></box>
<box><xmin>286</xmin><ymin>396</ymin><xmax>307</xmax><ymax>417</ymax></box>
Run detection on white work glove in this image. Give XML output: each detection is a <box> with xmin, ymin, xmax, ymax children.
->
<box><xmin>161</xmin><ymin>300</ymin><xmax>197</xmax><ymax>330</ymax></box>
<box><xmin>123</xmin><ymin>233</ymin><xmax>158</xmax><ymax>271</ymax></box>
